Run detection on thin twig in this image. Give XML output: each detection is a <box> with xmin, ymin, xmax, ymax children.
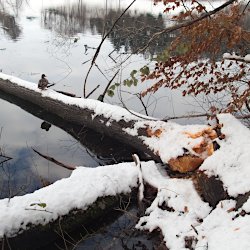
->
<box><xmin>3</xmin><ymin>236</ymin><xmax>11</xmax><ymax>250</ymax></box>
<box><xmin>58</xmin><ymin>217</ymin><xmax>68</xmax><ymax>250</ymax></box>
<box><xmin>163</xmin><ymin>113</ymin><xmax>250</xmax><ymax>121</ymax></box>
<box><xmin>83</xmin><ymin>0</ymin><xmax>137</xmax><ymax>97</ymax></box>
<box><xmin>191</xmin><ymin>224</ymin><xmax>199</xmax><ymax>235</ymax></box>
<box><xmin>241</xmin><ymin>0</ymin><xmax>250</xmax><ymax>14</ymax></box>
<box><xmin>24</xmin><ymin>208</ymin><xmax>53</xmax><ymax>213</ymax></box>
<box><xmin>0</xmin><ymin>155</ymin><xmax>12</xmax><ymax>164</ymax></box>
<box><xmin>98</xmin><ymin>69</ymin><xmax>120</xmax><ymax>102</ymax></box>
<box><xmin>85</xmin><ymin>85</ymin><xmax>100</xmax><ymax>99</ymax></box>
<box><xmin>163</xmin><ymin>113</ymin><xmax>210</xmax><ymax>121</ymax></box>
<box><xmin>136</xmin><ymin>93</ymin><xmax>149</xmax><ymax>116</ymax></box>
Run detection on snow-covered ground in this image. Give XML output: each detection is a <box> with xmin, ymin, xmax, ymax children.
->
<box><xmin>0</xmin><ymin>73</ymin><xmax>250</xmax><ymax>249</ymax></box>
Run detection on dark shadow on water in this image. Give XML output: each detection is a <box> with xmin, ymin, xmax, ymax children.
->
<box><xmin>2</xmin><ymin>193</ymin><xmax>165</xmax><ymax>250</ymax></box>
<box><xmin>74</xmin><ymin>206</ymin><xmax>162</xmax><ymax>250</ymax></box>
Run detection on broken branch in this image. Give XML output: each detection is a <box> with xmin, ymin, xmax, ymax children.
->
<box><xmin>32</xmin><ymin>148</ymin><xmax>76</xmax><ymax>171</ymax></box>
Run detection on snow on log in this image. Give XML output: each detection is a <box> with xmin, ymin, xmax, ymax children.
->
<box><xmin>0</xmin><ymin>73</ymin><xmax>161</xmax><ymax>161</ymax></box>
<box><xmin>0</xmin><ymin>73</ymin><xmax>220</xmax><ymax>172</ymax></box>
<box><xmin>0</xmin><ymin>90</ymin><xmax>140</xmax><ymax>162</ymax></box>
<box><xmin>0</xmin><ymin>162</ymin><xmax>141</xmax><ymax>247</ymax></box>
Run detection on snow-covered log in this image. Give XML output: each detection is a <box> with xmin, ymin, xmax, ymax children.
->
<box><xmin>0</xmin><ymin>73</ymin><xmax>220</xmax><ymax>169</ymax></box>
<box><xmin>0</xmin><ymin>195</ymin><xmax>130</xmax><ymax>249</ymax></box>
<box><xmin>136</xmin><ymin>117</ymin><xmax>250</xmax><ymax>250</ymax></box>
<box><xmin>0</xmin><ymin>73</ymin><xmax>162</xmax><ymax>162</ymax></box>
<box><xmin>0</xmin><ymin>163</ymin><xmax>140</xmax><ymax>249</ymax></box>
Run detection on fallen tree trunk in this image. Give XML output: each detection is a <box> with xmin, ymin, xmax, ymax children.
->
<box><xmin>0</xmin><ymin>90</ymin><xmax>148</xmax><ymax>163</ymax></box>
<box><xmin>0</xmin><ymin>74</ymin><xmax>161</xmax><ymax>162</ymax></box>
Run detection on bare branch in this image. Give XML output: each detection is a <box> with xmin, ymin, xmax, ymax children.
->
<box><xmin>83</xmin><ymin>0</ymin><xmax>137</xmax><ymax>98</ymax></box>
<box><xmin>98</xmin><ymin>70</ymin><xmax>120</xmax><ymax>102</ymax></box>
<box><xmin>163</xmin><ymin>113</ymin><xmax>210</xmax><ymax>121</ymax></box>
<box><xmin>85</xmin><ymin>85</ymin><xmax>100</xmax><ymax>99</ymax></box>
<box><xmin>32</xmin><ymin>148</ymin><xmax>76</xmax><ymax>171</ymax></box>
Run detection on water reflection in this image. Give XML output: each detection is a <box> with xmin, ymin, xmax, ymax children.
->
<box><xmin>0</xmin><ymin>90</ymin><xmax>107</xmax><ymax>199</ymax></box>
<box><xmin>42</xmin><ymin>2</ymin><xmax>87</xmax><ymax>37</ymax></box>
<box><xmin>0</xmin><ymin>149</ymin><xmax>41</xmax><ymax>199</ymax></box>
<box><xmin>0</xmin><ymin>10</ymin><xmax>21</xmax><ymax>41</ymax></box>
<box><xmin>75</xmin><ymin>207</ymin><xmax>162</xmax><ymax>250</ymax></box>
<box><xmin>42</xmin><ymin>2</ymin><xmax>175</xmax><ymax>57</ymax></box>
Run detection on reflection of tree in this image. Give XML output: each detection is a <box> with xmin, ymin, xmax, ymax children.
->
<box><xmin>90</xmin><ymin>10</ymin><xmax>175</xmax><ymax>57</ymax></box>
<box><xmin>41</xmin><ymin>1</ymin><xmax>176</xmax><ymax>57</ymax></box>
<box><xmin>41</xmin><ymin>2</ymin><xmax>87</xmax><ymax>37</ymax></box>
<box><xmin>0</xmin><ymin>11</ymin><xmax>21</xmax><ymax>41</ymax></box>
<box><xmin>0</xmin><ymin>0</ymin><xmax>24</xmax><ymax>17</ymax></box>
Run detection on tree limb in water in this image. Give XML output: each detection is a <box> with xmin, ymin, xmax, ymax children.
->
<box><xmin>32</xmin><ymin>148</ymin><xmax>76</xmax><ymax>171</ymax></box>
<box><xmin>0</xmin><ymin>155</ymin><xmax>12</xmax><ymax>164</ymax></box>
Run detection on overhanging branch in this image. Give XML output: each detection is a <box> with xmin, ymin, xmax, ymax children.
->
<box><xmin>138</xmin><ymin>0</ymin><xmax>237</xmax><ymax>53</ymax></box>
